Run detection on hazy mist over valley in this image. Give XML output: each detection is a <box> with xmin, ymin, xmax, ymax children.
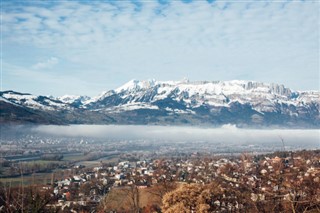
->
<box><xmin>2</xmin><ymin>125</ymin><xmax>319</xmax><ymax>153</ymax></box>
<box><xmin>33</xmin><ymin>125</ymin><xmax>319</xmax><ymax>145</ymax></box>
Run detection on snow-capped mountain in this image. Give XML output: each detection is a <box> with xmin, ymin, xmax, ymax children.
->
<box><xmin>57</xmin><ymin>95</ymin><xmax>91</xmax><ymax>107</ymax></box>
<box><xmin>86</xmin><ymin>79</ymin><xmax>318</xmax><ymax>113</ymax></box>
<box><xmin>1</xmin><ymin>91</ymin><xmax>72</xmax><ymax>111</ymax></box>
<box><xmin>1</xmin><ymin>80</ymin><xmax>319</xmax><ymax>127</ymax></box>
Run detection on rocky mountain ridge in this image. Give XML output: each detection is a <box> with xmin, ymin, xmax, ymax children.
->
<box><xmin>1</xmin><ymin>80</ymin><xmax>319</xmax><ymax>127</ymax></box>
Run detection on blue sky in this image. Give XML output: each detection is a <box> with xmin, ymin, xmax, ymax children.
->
<box><xmin>1</xmin><ymin>0</ymin><xmax>319</xmax><ymax>96</ymax></box>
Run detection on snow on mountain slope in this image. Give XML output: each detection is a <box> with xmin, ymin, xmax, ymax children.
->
<box><xmin>0</xmin><ymin>96</ymin><xmax>24</xmax><ymax>108</ymax></box>
<box><xmin>57</xmin><ymin>95</ymin><xmax>91</xmax><ymax>106</ymax></box>
<box><xmin>1</xmin><ymin>91</ymin><xmax>72</xmax><ymax>111</ymax></box>
<box><xmin>102</xmin><ymin>103</ymin><xmax>159</xmax><ymax>113</ymax></box>
<box><xmin>115</xmin><ymin>79</ymin><xmax>157</xmax><ymax>93</ymax></box>
<box><xmin>58</xmin><ymin>95</ymin><xmax>82</xmax><ymax>103</ymax></box>
<box><xmin>87</xmin><ymin>79</ymin><xmax>318</xmax><ymax>114</ymax></box>
<box><xmin>1</xmin><ymin>80</ymin><xmax>319</xmax><ymax>127</ymax></box>
<box><xmin>296</xmin><ymin>91</ymin><xmax>320</xmax><ymax>104</ymax></box>
<box><xmin>1</xmin><ymin>80</ymin><xmax>318</xmax><ymax>116</ymax></box>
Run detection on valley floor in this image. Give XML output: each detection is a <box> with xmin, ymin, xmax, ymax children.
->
<box><xmin>1</xmin><ymin>149</ymin><xmax>319</xmax><ymax>212</ymax></box>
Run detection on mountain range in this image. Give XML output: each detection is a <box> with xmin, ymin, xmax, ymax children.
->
<box><xmin>1</xmin><ymin>79</ymin><xmax>319</xmax><ymax>128</ymax></box>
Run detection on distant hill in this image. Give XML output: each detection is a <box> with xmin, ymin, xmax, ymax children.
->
<box><xmin>1</xmin><ymin>80</ymin><xmax>319</xmax><ymax>127</ymax></box>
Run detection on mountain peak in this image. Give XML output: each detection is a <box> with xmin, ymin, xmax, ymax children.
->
<box><xmin>115</xmin><ymin>79</ymin><xmax>157</xmax><ymax>93</ymax></box>
<box><xmin>57</xmin><ymin>95</ymin><xmax>91</xmax><ymax>105</ymax></box>
<box><xmin>1</xmin><ymin>81</ymin><xmax>319</xmax><ymax>127</ymax></box>
<box><xmin>113</xmin><ymin>79</ymin><xmax>292</xmax><ymax>95</ymax></box>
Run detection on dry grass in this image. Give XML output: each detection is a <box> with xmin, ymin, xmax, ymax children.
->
<box><xmin>99</xmin><ymin>186</ymin><xmax>162</xmax><ymax>212</ymax></box>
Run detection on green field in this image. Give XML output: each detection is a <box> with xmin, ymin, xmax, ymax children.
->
<box><xmin>0</xmin><ymin>155</ymin><xmax>119</xmax><ymax>186</ymax></box>
<box><xmin>62</xmin><ymin>153</ymin><xmax>86</xmax><ymax>162</ymax></box>
<box><xmin>0</xmin><ymin>172</ymin><xmax>53</xmax><ymax>186</ymax></box>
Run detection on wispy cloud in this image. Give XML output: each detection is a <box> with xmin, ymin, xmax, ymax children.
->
<box><xmin>2</xmin><ymin>0</ymin><xmax>319</xmax><ymax>96</ymax></box>
<box><xmin>2</xmin><ymin>62</ymin><xmax>97</xmax><ymax>96</ymax></box>
<box><xmin>32</xmin><ymin>57</ymin><xmax>59</xmax><ymax>70</ymax></box>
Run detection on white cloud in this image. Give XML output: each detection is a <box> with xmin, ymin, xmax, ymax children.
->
<box><xmin>3</xmin><ymin>1</ymin><xmax>317</xmax><ymax>50</ymax></box>
<box><xmin>2</xmin><ymin>0</ymin><xmax>319</xmax><ymax>95</ymax></box>
<box><xmin>32</xmin><ymin>57</ymin><xmax>59</xmax><ymax>70</ymax></box>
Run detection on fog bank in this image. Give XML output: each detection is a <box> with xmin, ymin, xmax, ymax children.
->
<box><xmin>33</xmin><ymin>125</ymin><xmax>320</xmax><ymax>145</ymax></box>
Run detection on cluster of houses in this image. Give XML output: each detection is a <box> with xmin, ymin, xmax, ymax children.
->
<box><xmin>45</xmin><ymin>150</ymin><xmax>320</xmax><ymax>211</ymax></box>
